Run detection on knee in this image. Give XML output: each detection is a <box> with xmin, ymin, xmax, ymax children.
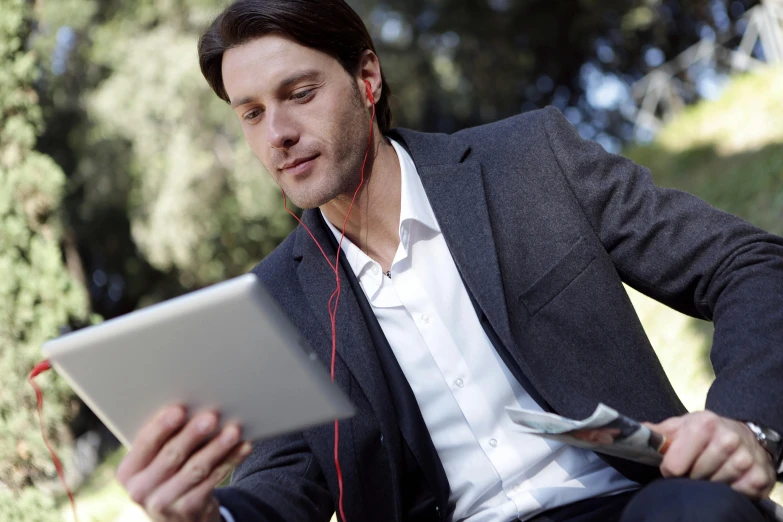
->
<box><xmin>620</xmin><ymin>478</ymin><xmax>764</xmax><ymax>522</ymax></box>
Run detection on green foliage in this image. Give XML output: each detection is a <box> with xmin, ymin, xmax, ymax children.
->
<box><xmin>0</xmin><ymin>487</ymin><xmax>61</xmax><ymax>522</ymax></box>
<box><xmin>0</xmin><ymin>0</ymin><xmax>89</xmax><ymax>499</ymax></box>
<box><xmin>85</xmin><ymin>24</ymin><xmax>294</xmax><ymax>288</ymax></box>
<box><xmin>626</xmin><ymin>67</ymin><xmax>783</xmax><ymax>236</ymax></box>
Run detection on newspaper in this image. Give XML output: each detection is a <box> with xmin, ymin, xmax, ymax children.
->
<box><xmin>505</xmin><ymin>403</ymin><xmax>667</xmax><ymax>466</ymax></box>
<box><xmin>506</xmin><ymin>403</ymin><xmax>783</xmax><ymax>521</ymax></box>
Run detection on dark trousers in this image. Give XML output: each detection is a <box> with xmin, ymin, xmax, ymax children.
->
<box><xmin>527</xmin><ymin>479</ymin><xmax>768</xmax><ymax>522</ymax></box>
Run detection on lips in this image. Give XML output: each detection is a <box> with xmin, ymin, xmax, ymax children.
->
<box><xmin>280</xmin><ymin>154</ymin><xmax>319</xmax><ymax>176</ymax></box>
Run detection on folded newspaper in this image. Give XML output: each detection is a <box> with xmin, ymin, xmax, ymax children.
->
<box><xmin>506</xmin><ymin>403</ymin><xmax>783</xmax><ymax>521</ymax></box>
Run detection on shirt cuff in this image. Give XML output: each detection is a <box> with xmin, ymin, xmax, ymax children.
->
<box><xmin>219</xmin><ymin>505</ymin><xmax>237</xmax><ymax>522</ymax></box>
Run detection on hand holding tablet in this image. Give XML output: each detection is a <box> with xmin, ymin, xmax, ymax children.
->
<box><xmin>116</xmin><ymin>405</ymin><xmax>246</xmax><ymax>521</ymax></box>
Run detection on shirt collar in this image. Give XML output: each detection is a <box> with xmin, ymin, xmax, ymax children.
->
<box><xmin>322</xmin><ymin>215</ymin><xmax>375</xmax><ymax>282</ymax></box>
<box><xmin>321</xmin><ymin>137</ymin><xmax>440</xmax><ymax>278</ymax></box>
<box><xmin>391</xmin><ymin>138</ymin><xmax>441</xmax><ymax>235</ymax></box>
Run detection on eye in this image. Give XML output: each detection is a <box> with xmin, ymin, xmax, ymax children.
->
<box><xmin>242</xmin><ymin>108</ymin><xmax>263</xmax><ymax>122</ymax></box>
<box><xmin>291</xmin><ymin>89</ymin><xmax>314</xmax><ymax>101</ymax></box>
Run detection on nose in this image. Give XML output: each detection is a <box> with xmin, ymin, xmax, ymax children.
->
<box><xmin>266</xmin><ymin>107</ymin><xmax>299</xmax><ymax>150</ymax></box>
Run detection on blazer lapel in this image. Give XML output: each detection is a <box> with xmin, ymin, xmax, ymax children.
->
<box><xmin>292</xmin><ymin>210</ymin><xmax>404</xmax><ymax>505</ymax></box>
<box><xmin>390</xmin><ymin>129</ymin><xmax>516</xmax><ymax>355</ymax></box>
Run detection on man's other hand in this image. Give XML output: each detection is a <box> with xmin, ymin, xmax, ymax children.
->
<box><xmin>646</xmin><ymin>411</ymin><xmax>776</xmax><ymax>499</ymax></box>
<box><xmin>117</xmin><ymin>405</ymin><xmax>253</xmax><ymax>522</ymax></box>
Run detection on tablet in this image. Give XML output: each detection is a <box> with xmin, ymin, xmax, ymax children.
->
<box><xmin>41</xmin><ymin>273</ymin><xmax>355</xmax><ymax>447</ymax></box>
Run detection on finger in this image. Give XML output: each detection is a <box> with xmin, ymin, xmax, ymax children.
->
<box><xmin>711</xmin><ymin>447</ymin><xmax>755</xmax><ymax>483</ymax></box>
<box><xmin>125</xmin><ymin>410</ymin><xmax>220</xmax><ymax>505</ymax></box>
<box><xmin>660</xmin><ymin>413</ymin><xmax>716</xmax><ymax>477</ymax></box>
<box><xmin>117</xmin><ymin>405</ymin><xmax>186</xmax><ymax>485</ymax></box>
<box><xmin>730</xmin><ymin>464</ymin><xmax>776</xmax><ymax>500</ymax></box>
<box><xmin>689</xmin><ymin>428</ymin><xmax>741</xmax><ymax>480</ymax></box>
<box><xmin>146</xmin><ymin>424</ymin><xmax>248</xmax><ymax>515</ymax></box>
<box><xmin>167</xmin><ymin>441</ymin><xmax>254</xmax><ymax>520</ymax></box>
<box><xmin>212</xmin><ymin>440</ymin><xmax>254</xmax><ymax>485</ymax></box>
<box><xmin>644</xmin><ymin>416</ymin><xmax>684</xmax><ymax>436</ymax></box>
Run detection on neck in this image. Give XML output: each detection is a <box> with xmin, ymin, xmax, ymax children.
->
<box><xmin>320</xmin><ymin>133</ymin><xmax>401</xmax><ymax>270</ymax></box>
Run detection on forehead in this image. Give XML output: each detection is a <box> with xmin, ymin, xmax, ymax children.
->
<box><xmin>221</xmin><ymin>35</ymin><xmax>340</xmax><ymax>101</ymax></box>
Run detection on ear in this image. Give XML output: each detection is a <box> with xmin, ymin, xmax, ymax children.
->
<box><xmin>356</xmin><ymin>50</ymin><xmax>382</xmax><ymax>108</ymax></box>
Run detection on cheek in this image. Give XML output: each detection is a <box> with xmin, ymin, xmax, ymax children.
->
<box><xmin>241</xmin><ymin>126</ymin><xmax>270</xmax><ymax>165</ymax></box>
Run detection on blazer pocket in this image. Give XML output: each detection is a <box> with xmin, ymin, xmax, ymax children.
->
<box><xmin>519</xmin><ymin>236</ymin><xmax>596</xmax><ymax>315</ymax></box>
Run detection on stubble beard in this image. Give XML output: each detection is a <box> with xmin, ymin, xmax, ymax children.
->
<box><xmin>287</xmin><ymin>82</ymin><xmax>370</xmax><ymax>210</ymax></box>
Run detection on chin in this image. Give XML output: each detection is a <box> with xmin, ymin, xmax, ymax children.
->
<box><xmin>292</xmin><ymin>200</ymin><xmax>322</xmax><ymax>211</ymax></box>
<box><xmin>284</xmin><ymin>189</ymin><xmax>334</xmax><ymax>211</ymax></box>
<box><xmin>284</xmin><ymin>168</ymin><xmax>354</xmax><ymax>210</ymax></box>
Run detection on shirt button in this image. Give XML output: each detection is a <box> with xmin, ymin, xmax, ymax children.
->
<box><xmin>489</xmin><ymin>438</ymin><xmax>498</xmax><ymax>448</ymax></box>
<box><xmin>455</xmin><ymin>378</ymin><xmax>464</xmax><ymax>388</ymax></box>
<box><xmin>421</xmin><ymin>313</ymin><xmax>430</xmax><ymax>324</ymax></box>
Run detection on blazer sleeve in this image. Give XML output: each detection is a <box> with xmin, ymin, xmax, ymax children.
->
<box><xmin>539</xmin><ymin>106</ymin><xmax>783</xmax><ymax>434</ymax></box>
<box><xmin>213</xmin><ymin>431</ymin><xmax>333</xmax><ymax>522</ymax></box>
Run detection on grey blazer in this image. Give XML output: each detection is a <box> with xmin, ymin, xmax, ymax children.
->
<box><xmin>214</xmin><ymin>107</ymin><xmax>783</xmax><ymax>522</ymax></box>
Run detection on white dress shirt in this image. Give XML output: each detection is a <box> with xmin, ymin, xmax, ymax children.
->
<box><xmin>320</xmin><ymin>139</ymin><xmax>639</xmax><ymax>521</ymax></box>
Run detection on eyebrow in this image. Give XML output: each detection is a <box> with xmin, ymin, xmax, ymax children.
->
<box><xmin>230</xmin><ymin>69</ymin><xmax>323</xmax><ymax>108</ymax></box>
<box><xmin>279</xmin><ymin>68</ymin><xmax>322</xmax><ymax>90</ymax></box>
<box><xmin>231</xmin><ymin>95</ymin><xmax>256</xmax><ymax>109</ymax></box>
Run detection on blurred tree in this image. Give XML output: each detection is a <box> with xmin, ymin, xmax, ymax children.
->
<box><xmin>34</xmin><ymin>0</ymin><xmax>296</xmax><ymax>319</ymax></box>
<box><xmin>0</xmin><ymin>0</ymin><xmax>89</xmax><ymax>516</ymax></box>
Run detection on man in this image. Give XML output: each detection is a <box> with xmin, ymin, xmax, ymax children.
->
<box><xmin>115</xmin><ymin>0</ymin><xmax>783</xmax><ymax>520</ymax></box>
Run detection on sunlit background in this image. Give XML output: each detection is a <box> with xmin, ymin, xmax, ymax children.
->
<box><xmin>2</xmin><ymin>0</ymin><xmax>783</xmax><ymax>520</ymax></box>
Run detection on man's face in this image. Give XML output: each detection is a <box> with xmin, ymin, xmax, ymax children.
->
<box><xmin>222</xmin><ymin>35</ymin><xmax>371</xmax><ymax>209</ymax></box>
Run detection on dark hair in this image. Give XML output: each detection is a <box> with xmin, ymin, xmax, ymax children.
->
<box><xmin>198</xmin><ymin>0</ymin><xmax>392</xmax><ymax>133</ymax></box>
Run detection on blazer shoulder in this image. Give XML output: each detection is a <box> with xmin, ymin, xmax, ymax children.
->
<box><xmin>458</xmin><ymin>106</ymin><xmax>565</xmax><ymax>146</ymax></box>
<box><xmin>454</xmin><ymin>107</ymin><xmax>566</xmax><ymax>162</ymax></box>
<box><xmin>249</xmin><ymin>231</ymin><xmax>298</xmax><ymax>292</ymax></box>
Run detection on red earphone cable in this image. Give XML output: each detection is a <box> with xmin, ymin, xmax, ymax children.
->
<box><xmin>28</xmin><ymin>360</ymin><xmax>79</xmax><ymax>522</ymax></box>
<box><xmin>282</xmin><ymin>82</ymin><xmax>376</xmax><ymax>522</ymax></box>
